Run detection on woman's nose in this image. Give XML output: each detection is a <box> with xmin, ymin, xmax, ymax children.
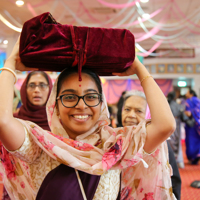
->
<box><xmin>33</xmin><ymin>86</ymin><xmax>40</xmax><ymax>92</ymax></box>
<box><xmin>75</xmin><ymin>98</ymin><xmax>87</xmax><ymax>109</ymax></box>
<box><xmin>128</xmin><ymin>110</ymin><xmax>136</xmax><ymax>118</ymax></box>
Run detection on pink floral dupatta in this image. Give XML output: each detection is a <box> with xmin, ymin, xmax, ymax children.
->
<box><xmin>0</xmin><ymin>72</ymin><xmax>176</xmax><ymax>200</ymax></box>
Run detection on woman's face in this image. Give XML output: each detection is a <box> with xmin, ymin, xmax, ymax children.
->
<box><xmin>57</xmin><ymin>73</ymin><xmax>101</xmax><ymax>139</ymax></box>
<box><xmin>185</xmin><ymin>90</ymin><xmax>192</xmax><ymax>99</ymax></box>
<box><xmin>26</xmin><ymin>74</ymin><xmax>49</xmax><ymax>106</ymax></box>
<box><xmin>122</xmin><ymin>96</ymin><xmax>147</xmax><ymax>127</ymax></box>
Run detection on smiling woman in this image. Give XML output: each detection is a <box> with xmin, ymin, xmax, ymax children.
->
<box><xmin>55</xmin><ymin>69</ymin><xmax>102</xmax><ymax>140</ymax></box>
<box><xmin>0</xmin><ymin>37</ymin><xmax>176</xmax><ymax>200</ymax></box>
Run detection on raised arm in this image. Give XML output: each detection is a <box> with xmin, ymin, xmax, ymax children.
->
<box><xmin>0</xmin><ymin>38</ymin><xmax>37</xmax><ymax>151</ymax></box>
<box><xmin>113</xmin><ymin>57</ymin><xmax>176</xmax><ymax>153</ymax></box>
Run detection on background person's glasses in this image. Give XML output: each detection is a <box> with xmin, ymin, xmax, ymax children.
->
<box><xmin>27</xmin><ymin>83</ymin><xmax>49</xmax><ymax>91</ymax></box>
<box><xmin>56</xmin><ymin>93</ymin><xmax>102</xmax><ymax>108</ymax></box>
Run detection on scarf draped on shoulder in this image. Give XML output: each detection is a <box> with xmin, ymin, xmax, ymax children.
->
<box><xmin>0</xmin><ymin>70</ymin><xmax>176</xmax><ymax>200</ymax></box>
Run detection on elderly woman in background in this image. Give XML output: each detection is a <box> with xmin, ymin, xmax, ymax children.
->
<box><xmin>117</xmin><ymin>90</ymin><xmax>181</xmax><ymax>200</ymax></box>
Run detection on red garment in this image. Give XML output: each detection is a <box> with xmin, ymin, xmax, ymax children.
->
<box><xmin>13</xmin><ymin>72</ymin><xmax>53</xmax><ymax>131</ymax></box>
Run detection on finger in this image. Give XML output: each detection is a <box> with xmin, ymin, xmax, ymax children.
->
<box><xmin>113</xmin><ymin>68</ymin><xmax>135</xmax><ymax>76</ymax></box>
<box><xmin>24</xmin><ymin>67</ymin><xmax>39</xmax><ymax>71</ymax></box>
<box><xmin>16</xmin><ymin>66</ymin><xmax>39</xmax><ymax>71</ymax></box>
<box><xmin>112</xmin><ymin>72</ymin><xmax>126</xmax><ymax>76</ymax></box>
<box><xmin>16</xmin><ymin>59</ymin><xmax>39</xmax><ymax>71</ymax></box>
<box><xmin>113</xmin><ymin>70</ymin><xmax>129</xmax><ymax>76</ymax></box>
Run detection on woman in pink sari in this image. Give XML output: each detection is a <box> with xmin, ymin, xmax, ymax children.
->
<box><xmin>0</xmin><ymin>39</ymin><xmax>176</xmax><ymax>199</ymax></box>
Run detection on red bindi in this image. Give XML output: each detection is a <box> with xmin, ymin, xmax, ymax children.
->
<box><xmin>79</xmin><ymin>85</ymin><xmax>81</xmax><ymax>87</ymax></box>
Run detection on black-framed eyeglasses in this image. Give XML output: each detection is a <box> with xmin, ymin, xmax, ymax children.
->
<box><xmin>27</xmin><ymin>83</ymin><xmax>49</xmax><ymax>91</ymax></box>
<box><xmin>56</xmin><ymin>93</ymin><xmax>102</xmax><ymax>108</ymax></box>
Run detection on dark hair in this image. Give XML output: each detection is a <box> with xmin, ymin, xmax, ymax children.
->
<box><xmin>56</xmin><ymin>67</ymin><xmax>102</xmax><ymax>99</ymax></box>
<box><xmin>116</xmin><ymin>98</ymin><xmax>124</xmax><ymax>127</ymax></box>
<box><xmin>189</xmin><ymin>89</ymin><xmax>197</xmax><ymax>97</ymax></box>
<box><xmin>116</xmin><ymin>95</ymin><xmax>133</xmax><ymax>127</ymax></box>
<box><xmin>26</xmin><ymin>71</ymin><xmax>50</xmax><ymax>85</ymax></box>
<box><xmin>108</xmin><ymin>106</ymin><xmax>113</xmax><ymax>116</ymax></box>
<box><xmin>167</xmin><ymin>91</ymin><xmax>176</xmax><ymax>104</ymax></box>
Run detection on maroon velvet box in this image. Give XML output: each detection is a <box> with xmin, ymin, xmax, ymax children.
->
<box><xmin>19</xmin><ymin>12</ymin><xmax>135</xmax><ymax>77</ymax></box>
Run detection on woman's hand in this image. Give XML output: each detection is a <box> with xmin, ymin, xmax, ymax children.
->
<box><xmin>4</xmin><ymin>37</ymin><xmax>38</xmax><ymax>71</ymax></box>
<box><xmin>185</xmin><ymin>110</ymin><xmax>192</xmax><ymax>117</ymax></box>
<box><xmin>112</xmin><ymin>56</ymin><xmax>143</xmax><ymax>76</ymax></box>
<box><xmin>15</xmin><ymin>57</ymin><xmax>38</xmax><ymax>71</ymax></box>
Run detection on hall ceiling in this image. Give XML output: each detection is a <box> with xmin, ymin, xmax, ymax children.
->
<box><xmin>0</xmin><ymin>0</ymin><xmax>200</xmax><ymax>55</ymax></box>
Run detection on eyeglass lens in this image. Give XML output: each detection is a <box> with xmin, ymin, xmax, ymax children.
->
<box><xmin>27</xmin><ymin>83</ymin><xmax>48</xmax><ymax>90</ymax></box>
<box><xmin>61</xmin><ymin>93</ymin><xmax>101</xmax><ymax>107</ymax></box>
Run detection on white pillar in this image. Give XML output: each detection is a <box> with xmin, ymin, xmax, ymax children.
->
<box><xmin>193</xmin><ymin>76</ymin><xmax>200</xmax><ymax>98</ymax></box>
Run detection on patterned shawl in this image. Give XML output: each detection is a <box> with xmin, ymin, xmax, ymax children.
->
<box><xmin>0</xmin><ymin>71</ymin><xmax>176</xmax><ymax>200</ymax></box>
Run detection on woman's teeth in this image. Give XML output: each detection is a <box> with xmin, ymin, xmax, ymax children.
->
<box><xmin>73</xmin><ymin>115</ymin><xmax>89</xmax><ymax>119</ymax></box>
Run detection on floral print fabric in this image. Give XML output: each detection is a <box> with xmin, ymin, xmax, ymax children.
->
<box><xmin>0</xmin><ymin>73</ymin><xmax>176</xmax><ymax>200</ymax></box>
<box><xmin>0</xmin><ymin>125</ymin><xmax>60</xmax><ymax>200</ymax></box>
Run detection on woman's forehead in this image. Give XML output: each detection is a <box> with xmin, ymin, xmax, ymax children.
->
<box><xmin>59</xmin><ymin>73</ymin><xmax>98</xmax><ymax>93</ymax></box>
<box><xmin>28</xmin><ymin>74</ymin><xmax>47</xmax><ymax>83</ymax></box>
<box><xmin>125</xmin><ymin>96</ymin><xmax>147</xmax><ymax>108</ymax></box>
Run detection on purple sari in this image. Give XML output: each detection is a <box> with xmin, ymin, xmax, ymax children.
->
<box><xmin>36</xmin><ymin>164</ymin><xmax>120</xmax><ymax>200</ymax></box>
<box><xmin>185</xmin><ymin>97</ymin><xmax>200</xmax><ymax>161</ymax></box>
<box><xmin>186</xmin><ymin>96</ymin><xmax>200</xmax><ymax>135</ymax></box>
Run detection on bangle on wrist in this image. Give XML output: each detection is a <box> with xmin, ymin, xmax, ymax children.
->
<box><xmin>0</xmin><ymin>67</ymin><xmax>17</xmax><ymax>84</ymax></box>
<box><xmin>140</xmin><ymin>75</ymin><xmax>152</xmax><ymax>85</ymax></box>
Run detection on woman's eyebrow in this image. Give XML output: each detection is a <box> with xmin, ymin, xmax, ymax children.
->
<box><xmin>28</xmin><ymin>81</ymin><xmax>47</xmax><ymax>84</ymax></box>
<box><xmin>124</xmin><ymin>105</ymin><xmax>132</xmax><ymax>108</ymax></box>
<box><xmin>61</xmin><ymin>89</ymin><xmax>98</xmax><ymax>94</ymax></box>
<box><xmin>61</xmin><ymin>89</ymin><xmax>77</xmax><ymax>94</ymax></box>
<box><xmin>135</xmin><ymin>107</ymin><xmax>145</xmax><ymax>111</ymax></box>
<box><xmin>125</xmin><ymin>105</ymin><xmax>144</xmax><ymax>110</ymax></box>
<box><xmin>84</xmin><ymin>89</ymin><xmax>98</xmax><ymax>93</ymax></box>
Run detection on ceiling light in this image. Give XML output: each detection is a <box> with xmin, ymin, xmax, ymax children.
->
<box><xmin>100</xmin><ymin>78</ymin><xmax>106</xmax><ymax>84</ymax></box>
<box><xmin>16</xmin><ymin>0</ymin><xmax>24</xmax><ymax>6</ymax></box>
<box><xmin>177</xmin><ymin>81</ymin><xmax>187</xmax><ymax>87</ymax></box>
<box><xmin>3</xmin><ymin>40</ymin><xmax>8</xmax><ymax>45</ymax></box>
<box><xmin>0</xmin><ymin>14</ymin><xmax>22</xmax><ymax>32</ymax></box>
<box><xmin>140</xmin><ymin>0</ymin><xmax>149</xmax><ymax>3</ymax></box>
<box><xmin>142</xmin><ymin>13</ymin><xmax>150</xmax><ymax>19</ymax></box>
<box><xmin>136</xmin><ymin>2</ymin><xmax>140</xmax><ymax>7</ymax></box>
